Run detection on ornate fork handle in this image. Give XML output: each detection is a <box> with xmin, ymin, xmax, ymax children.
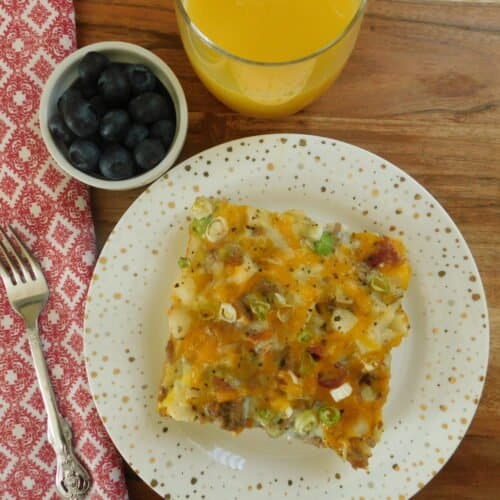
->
<box><xmin>28</xmin><ymin>324</ymin><xmax>91</xmax><ymax>498</ymax></box>
<box><xmin>49</xmin><ymin>418</ymin><xmax>91</xmax><ymax>498</ymax></box>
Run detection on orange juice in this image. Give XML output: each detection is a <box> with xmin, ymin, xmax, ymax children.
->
<box><xmin>175</xmin><ymin>0</ymin><xmax>364</xmax><ymax>117</ymax></box>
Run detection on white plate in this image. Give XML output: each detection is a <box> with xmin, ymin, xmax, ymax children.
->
<box><xmin>84</xmin><ymin>134</ymin><xmax>489</xmax><ymax>499</ymax></box>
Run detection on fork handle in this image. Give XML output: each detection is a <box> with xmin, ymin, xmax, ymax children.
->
<box><xmin>27</xmin><ymin>324</ymin><xmax>91</xmax><ymax>498</ymax></box>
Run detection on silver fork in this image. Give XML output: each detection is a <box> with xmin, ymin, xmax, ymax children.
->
<box><xmin>0</xmin><ymin>226</ymin><xmax>91</xmax><ymax>498</ymax></box>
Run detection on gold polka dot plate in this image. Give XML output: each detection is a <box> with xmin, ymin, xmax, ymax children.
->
<box><xmin>84</xmin><ymin>134</ymin><xmax>489</xmax><ymax>499</ymax></box>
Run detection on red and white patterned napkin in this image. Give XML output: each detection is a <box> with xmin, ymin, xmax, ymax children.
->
<box><xmin>0</xmin><ymin>1</ymin><xmax>127</xmax><ymax>498</ymax></box>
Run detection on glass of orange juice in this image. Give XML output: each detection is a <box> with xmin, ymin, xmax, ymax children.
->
<box><xmin>174</xmin><ymin>0</ymin><xmax>366</xmax><ymax>118</ymax></box>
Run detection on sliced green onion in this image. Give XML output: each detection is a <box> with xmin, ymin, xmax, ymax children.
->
<box><xmin>205</xmin><ymin>216</ymin><xmax>228</xmax><ymax>243</ymax></box>
<box><xmin>251</xmin><ymin>301</ymin><xmax>270</xmax><ymax>320</ymax></box>
<box><xmin>177</xmin><ymin>257</ymin><xmax>190</xmax><ymax>269</ymax></box>
<box><xmin>192</xmin><ymin>197</ymin><xmax>213</xmax><ymax>219</ymax></box>
<box><xmin>266</xmin><ymin>424</ymin><xmax>285</xmax><ymax>438</ymax></box>
<box><xmin>298</xmin><ymin>330</ymin><xmax>312</xmax><ymax>343</ymax></box>
<box><xmin>245</xmin><ymin>294</ymin><xmax>271</xmax><ymax>320</ymax></box>
<box><xmin>218</xmin><ymin>303</ymin><xmax>237</xmax><ymax>323</ymax></box>
<box><xmin>369</xmin><ymin>272</ymin><xmax>391</xmax><ymax>293</ymax></box>
<box><xmin>299</xmin><ymin>352</ymin><xmax>316</xmax><ymax>376</ymax></box>
<box><xmin>294</xmin><ymin>410</ymin><xmax>318</xmax><ymax>436</ymax></box>
<box><xmin>255</xmin><ymin>408</ymin><xmax>274</xmax><ymax>423</ymax></box>
<box><xmin>318</xmin><ymin>406</ymin><xmax>341</xmax><ymax>425</ymax></box>
<box><xmin>191</xmin><ymin>215</ymin><xmax>213</xmax><ymax>236</ymax></box>
<box><xmin>313</xmin><ymin>231</ymin><xmax>337</xmax><ymax>256</ymax></box>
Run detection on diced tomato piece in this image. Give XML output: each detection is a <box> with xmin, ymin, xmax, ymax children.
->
<box><xmin>318</xmin><ymin>373</ymin><xmax>346</xmax><ymax>388</ymax></box>
<box><xmin>307</xmin><ymin>345</ymin><xmax>324</xmax><ymax>361</ymax></box>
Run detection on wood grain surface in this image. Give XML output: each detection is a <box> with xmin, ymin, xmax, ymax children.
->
<box><xmin>74</xmin><ymin>0</ymin><xmax>500</xmax><ymax>498</ymax></box>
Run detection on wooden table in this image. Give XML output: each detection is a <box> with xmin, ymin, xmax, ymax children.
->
<box><xmin>74</xmin><ymin>0</ymin><xmax>500</xmax><ymax>498</ymax></box>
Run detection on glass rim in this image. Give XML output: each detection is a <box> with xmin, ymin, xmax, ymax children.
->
<box><xmin>174</xmin><ymin>0</ymin><xmax>368</xmax><ymax>67</ymax></box>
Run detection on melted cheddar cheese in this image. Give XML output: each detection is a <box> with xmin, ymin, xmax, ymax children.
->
<box><xmin>158</xmin><ymin>198</ymin><xmax>411</xmax><ymax>469</ymax></box>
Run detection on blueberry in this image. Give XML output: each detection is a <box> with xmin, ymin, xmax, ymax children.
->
<box><xmin>81</xmin><ymin>83</ymin><xmax>98</xmax><ymax>99</ymax></box>
<box><xmin>126</xmin><ymin>64</ymin><xmax>156</xmax><ymax>95</ymax></box>
<box><xmin>124</xmin><ymin>123</ymin><xmax>149</xmax><ymax>150</ymax></box>
<box><xmin>48</xmin><ymin>113</ymin><xmax>74</xmax><ymax>145</ymax></box>
<box><xmin>150</xmin><ymin>119</ymin><xmax>175</xmax><ymax>149</ymax></box>
<box><xmin>61</xmin><ymin>93</ymin><xmax>99</xmax><ymax>138</ymax></box>
<box><xmin>72</xmin><ymin>77</ymin><xmax>98</xmax><ymax>99</ymax></box>
<box><xmin>99</xmin><ymin>144</ymin><xmax>135</xmax><ymax>180</ymax></box>
<box><xmin>69</xmin><ymin>140</ymin><xmax>100</xmax><ymax>173</ymax></box>
<box><xmin>100</xmin><ymin>110</ymin><xmax>130</xmax><ymax>142</ymax></box>
<box><xmin>58</xmin><ymin>141</ymin><xmax>71</xmax><ymax>162</ymax></box>
<box><xmin>85</xmin><ymin>132</ymin><xmax>104</xmax><ymax>149</ymax></box>
<box><xmin>134</xmin><ymin>139</ymin><xmax>166</xmax><ymax>170</ymax></box>
<box><xmin>155</xmin><ymin>82</ymin><xmax>176</xmax><ymax>114</ymax></box>
<box><xmin>78</xmin><ymin>51</ymin><xmax>109</xmax><ymax>85</ymax></box>
<box><xmin>98</xmin><ymin>66</ymin><xmax>131</xmax><ymax>105</ymax></box>
<box><xmin>109</xmin><ymin>62</ymin><xmax>128</xmax><ymax>73</ymax></box>
<box><xmin>155</xmin><ymin>77</ymin><xmax>169</xmax><ymax>96</ymax></box>
<box><xmin>58</xmin><ymin>87</ymin><xmax>82</xmax><ymax>114</ymax></box>
<box><xmin>128</xmin><ymin>92</ymin><xmax>174</xmax><ymax>124</ymax></box>
<box><xmin>88</xmin><ymin>95</ymin><xmax>108</xmax><ymax>118</ymax></box>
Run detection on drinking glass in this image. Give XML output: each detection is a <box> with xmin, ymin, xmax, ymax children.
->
<box><xmin>174</xmin><ymin>0</ymin><xmax>367</xmax><ymax>117</ymax></box>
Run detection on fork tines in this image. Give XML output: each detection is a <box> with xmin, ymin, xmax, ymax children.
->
<box><xmin>0</xmin><ymin>226</ymin><xmax>37</xmax><ymax>285</ymax></box>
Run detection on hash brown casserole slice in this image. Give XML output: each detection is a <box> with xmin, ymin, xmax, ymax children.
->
<box><xmin>158</xmin><ymin>197</ymin><xmax>411</xmax><ymax>469</ymax></box>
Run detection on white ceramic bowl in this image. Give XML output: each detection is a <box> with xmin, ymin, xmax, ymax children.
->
<box><xmin>39</xmin><ymin>41</ymin><xmax>188</xmax><ymax>190</ymax></box>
